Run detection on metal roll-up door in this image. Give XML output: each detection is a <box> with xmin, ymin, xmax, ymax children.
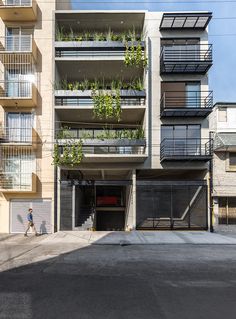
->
<box><xmin>11</xmin><ymin>199</ymin><xmax>52</xmax><ymax>234</ymax></box>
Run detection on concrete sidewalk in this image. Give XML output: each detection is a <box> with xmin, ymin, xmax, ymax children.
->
<box><xmin>39</xmin><ymin>230</ymin><xmax>236</xmax><ymax>245</ymax></box>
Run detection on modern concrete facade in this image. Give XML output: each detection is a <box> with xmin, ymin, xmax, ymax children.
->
<box><xmin>211</xmin><ymin>103</ymin><xmax>236</xmax><ymax>229</ymax></box>
<box><xmin>0</xmin><ymin>2</ymin><xmax>214</xmax><ymax>233</ymax></box>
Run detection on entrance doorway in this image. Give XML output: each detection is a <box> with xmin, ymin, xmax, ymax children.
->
<box><xmin>74</xmin><ymin>185</ymin><xmax>95</xmax><ymax>229</ymax></box>
<box><xmin>73</xmin><ymin>184</ymin><xmax>126</xmax><ymax>231</ymax></box>
<box><xmin>96</xmin><ymin>186</ymin><xmax>125</xmax><ymax>231</ymax></box>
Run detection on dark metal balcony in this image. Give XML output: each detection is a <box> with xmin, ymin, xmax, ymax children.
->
<box><xmin>160</xmin><ymin>12</ymin><xmax>212</xmax><ymax>31</ymax></box>
<box><xmin>160</xmin><ymin>138</ymin><xmax>213</xmax><ymax>162</ymax></box>
<box><xmin>160</xmin><ymin>44</ymin><xmax>213</xmax><ymax>74</ymax></box>
<box><xmin>160</xmin><ymin>91</ymin><xmax>213</xmax><ymax>117</ymax></box>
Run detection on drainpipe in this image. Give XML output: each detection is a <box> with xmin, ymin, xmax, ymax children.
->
<box><xmin>209</xmin><ymin>131</ymin><xmax>214</xmax><ymax>232</ymax></box>
<box><xmin>54</xmin><ymin>166</ymin><xmax>58</xmax><ymax>233</ymax></box>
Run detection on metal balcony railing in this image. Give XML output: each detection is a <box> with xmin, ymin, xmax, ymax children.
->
<box><xmin>160</xmin><ymin>44</ymin><xmax>213</xmax><ymax>74</ymax></box>
<box><xmin>0</xmin><ymin>0</ymin><xmax>32</xmax><ymax>6</ymax></box>
<box><xmin>55</xmin><ymin>128</ymin><xmax>145</xmax><ymax>140</ymax></box>
<box><xmin>0</xmin><ymin>172</ymin><xmax>33</xmax><ymax>191</ymax></box>
<box><xmin>0</xmin><ymin>127</ymin><xmax>32</xmax><ymax>144</ymax></box>
<box><xmin>0</xmin><ymin>80</ymin><xmax>32</xmax><ymax>98</ymax></box>
<box><xmin>58</xmin><ymin>145</ymin><xmax>146</xmax><ymax>155</ymax></box>
<box><xmin>160</xmin><ymin>138</ymin><xmax>213</xmax><ymax>161</ymax></box>
<box><xmin>55</xmin><ymin>97</ymin><xmax>146</xmax><ymax>107</ymax></box>
<box><xmin>0</xmin><ymin>35</ymin><xmax>32</xmax><ymax>52</ymax></box>
<box><xmin>160</xmin><ymin>91</ymin><xmax>213</xmax><ymax>117</ymax></box>
<box><xmin>82</xmin><ymin>145</ymin><xmax>146</xmax><ymax>155</ymax></box>
<box><xmin>56</xmin><ymin>128</ymin><xmax>146</xmax><ymax>156</ymax></box>
<box><xmin>56</xmin><ymin>50</ymin><xmax>126</xmax><ymax>58</ymax></box>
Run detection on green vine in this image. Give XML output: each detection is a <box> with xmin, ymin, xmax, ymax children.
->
<box><xmin>92</xmin><ymin>89</ymin><xmax>121</xmax><ymax>121</ymax></box>
<box><xmin>124</xmin><ymin>42</ymin><xmax>148</xmax><ymax>68</ymax></box>
<box><xmin>52</xmin><ymin>140</ymin><xmax>83</xmax><ymax>167</ymax></box>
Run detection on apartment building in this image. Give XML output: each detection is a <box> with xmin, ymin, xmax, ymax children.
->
<box><xmin>0</xmin><ymin>1</ymin><xmax>214</xmax><ymax>233</ymax></box>
<box><xmin>0</xmin><ymin>0</ymin><xmax>55</xmax><ymax>233</ymax></box>
<box><xmin>210</xmin><ymin>103</ymin><xmax>236</xmax><ymax>229</ymax></box>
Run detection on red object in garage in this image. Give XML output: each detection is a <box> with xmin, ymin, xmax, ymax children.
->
<box><xmin>97</xmin><ymin>196</ymin><xmax>119</xmax><ymax>206</ymax></box>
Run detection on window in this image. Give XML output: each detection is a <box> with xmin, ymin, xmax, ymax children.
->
<box><xmin>161</xmin><ymin>125</ymin><xmax>201</xmax><ymax>156</ymax></box>
<box><xmin>219</xmin><ymin>197</ymin><xmax>236</xmax><ymax>225</ymax></box>
<box><xmin>161</xmin><ymin>38</ymin><xmax>200</xmax><ymax>61</ymax></box>
<box><xmin>185</xmin><ymin>83</ymin><xmax>200</xmax><ymax>108</ymax></box>
<box><xmin>7</xmin><ymin>113</ymin><xmax>33</xmax><ymax>142</ymax></box>
<box><xmin>229</xmin><ymin>153</ymin><xmax>236</xmax><ymax>167</ymax></box>
<box><xmin>3</xmin><ymin>151</ymin><xmax>35</xmax><ymax>189</ymax></box>
<box><xmin>218</xmin><ymin>107</ymin><xmax>227</xmax><ymax>122</ymax></box>
<box><xmin>6</xmin><ymin>27</ymin><xmax>33</xmax><ymax>51</ymax></box>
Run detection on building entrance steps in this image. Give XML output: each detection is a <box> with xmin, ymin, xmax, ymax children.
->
<box><xmin>40</xmin><ymin>231</ymin><xmax>236</xmax><ymax>245</ymax></box>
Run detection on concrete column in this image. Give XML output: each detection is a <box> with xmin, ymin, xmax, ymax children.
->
<box><xmin>57</xmin><ymin>167</ymin><xmax>61</xmax><ymax>231</ymax></box>
<box><xmin>213</xmin><ymin>197</ymin><xmax>219</xmax><ymax>229</ymax></box>
<box><xmin>132</xmin><ymin>169</ymin><xmax>136</xmax><ymax>230</ymax></box>
<box><xmin>72</xmin><ymin>185</ymin><xmax>75</xmax><ymax>229</ymax></box>
<box><xmin>207</xmin><ymin>171</ymin><xmax>211</xmax><ymax>232</ymax></box>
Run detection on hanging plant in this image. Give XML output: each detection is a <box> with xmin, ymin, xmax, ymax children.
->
<box><xmin>92</xmin><ymin>89</ymin><xmax>121</xmax><ymax>121</ymax></box>
<box><xmin>124</xmin><ymin>42</ymin><xmax>148</xmax><ymax>68</ymax></box>
<box><xmin>52</xmin><ymin>140</ymin><xmax>83</xmax><ymax>167</ymax></box>
<box><xmin>52</xmin><ymin>144</ymin><xmax>60</xmax><ymax>166</ymax></box>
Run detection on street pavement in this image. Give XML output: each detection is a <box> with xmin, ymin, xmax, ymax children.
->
<box><xmin>0</xmin><ymin>231</ymin><xmax>236</xmax><ymax>318</ymax></box>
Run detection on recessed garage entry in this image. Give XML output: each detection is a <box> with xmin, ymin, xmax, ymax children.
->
<box><xmin>11</xmin><ymin>199</ymin><xmax>52</xmax><ymax>234</ymax></box>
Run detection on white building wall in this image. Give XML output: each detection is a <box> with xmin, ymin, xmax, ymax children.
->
<box><xmin>211</xmin><ymin>104</ymin><xmax>236</xmax><ymax>228</ymax></box>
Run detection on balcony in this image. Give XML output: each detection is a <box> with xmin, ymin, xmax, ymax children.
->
<box><xmin>55</xmin><ymin>89</ymin><xmax>146</xmax><ymax>123</ymax></box>
<box><xmin>0</xmin><ymin>35</ymin><xmax>37</xmax><ymax>61</ymax></box>
<box><xmin>55</xmin><ymin>41</ymin><xmax>145</xmax><ymax>61</ymax></box>
<box><xmin>160</xmin><ymin>91</ymin><xmax>213</xmax><ymax>117</ymax></box>
<box><xmin>56</xmin><ymin>128</ymin><xmax>147</xmax><ymax>163</ymax></box>
<box><xmin>160</xmin><ymin>138</ymin><xmax>213</xmax><ymax>162</ymax></box>
<box><xmin>0</xmin><ymin>127</ymin><xmax>38</xmax><ymax>147</ymax></box>
<box><xmin>0</xmin><ymin>0</ymin><xmax>37</xmax><ymax>22</ymax></box>
<box><xmin>0</xmin><ymin>80</ymin><xmax>37</xmax><ymax>107</ymax></box>
<box><xmin>160</xmin><ymin>12</ymin><xmax>212</xmax><ymax>31</ymax></box>
<box><xmin>160</xmin><ymin>44</ymin><xmax>213</xmax><ymax>74</ymax></box>
<box><xmin>0</xmin><ymin>172</ymin><xmax>37</xmax><ymax>193</ymax></box>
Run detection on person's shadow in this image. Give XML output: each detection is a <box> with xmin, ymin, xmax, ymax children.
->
<box><xmin>39</xmin><ymin>221</ymin><xmax>48</xmax><ymax>234</ymax></box>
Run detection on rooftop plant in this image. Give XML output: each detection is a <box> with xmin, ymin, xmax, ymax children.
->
<box><xmin>55</xmin><ymin>26</ymin><xmax>144</xmax><ymax>43</ymax></box>
<box><xmin>55</xmin><ymin>78</ymin><xmax>145</xmax><ymax>91</ymax></box>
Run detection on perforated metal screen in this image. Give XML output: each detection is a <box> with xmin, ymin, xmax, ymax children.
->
<box><xmin>136</xmin><ymin>183</ymin><xmax>208</xmax><ymax>230</ymax></box>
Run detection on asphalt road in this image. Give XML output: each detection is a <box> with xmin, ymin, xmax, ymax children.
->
<box><xmin>0</xmin><ymin>242</ymin><xmax>236</xmax><ymax>319</ymax></box>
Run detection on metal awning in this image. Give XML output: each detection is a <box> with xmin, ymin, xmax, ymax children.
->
<box><xmin>160</xmin><ymin>12</ymin><xmax>212</xmax><ymax>30</ymax></box>
<box><xmin>214</xmin><ymin>133</ymin><xmax>236</xmax><ymax>151</ymax></box>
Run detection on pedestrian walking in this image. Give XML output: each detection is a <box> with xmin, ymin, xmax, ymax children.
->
<box><xmin>24</xmin><ymin>208</ymin><xmax>38</xmax><ymax>237</ymax></box>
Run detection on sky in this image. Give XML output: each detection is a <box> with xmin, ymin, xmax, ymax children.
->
<box><xmin>70</xmin><ymin>0</ymin><xmax>236</xmax><ymax>103</ymax></box>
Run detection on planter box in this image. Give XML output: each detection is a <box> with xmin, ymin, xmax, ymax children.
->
<box><xmin>55</xmin><ymin>40</ymin><xmax>145</xmax><ymax>49</ymax></box>
<box><xmin>57</xmin><ymin>139</ymin><xmax>146</xmax><ymax>147</ymax></box>
<box><xmin>55</xmin><ymin>89</ymin><xmax>146</xmax><ymax>98</ymax></box>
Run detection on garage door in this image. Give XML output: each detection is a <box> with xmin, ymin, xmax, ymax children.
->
<box><xmin>11</xmin><ymin>199</ymin><xmax>52</xmax><ymax>234</ymax></box>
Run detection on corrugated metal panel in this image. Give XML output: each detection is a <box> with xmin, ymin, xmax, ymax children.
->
<box><xmin>11</xmin><ymin>199</ymin><xmax>52</xmax><ymax>234</ymax></box>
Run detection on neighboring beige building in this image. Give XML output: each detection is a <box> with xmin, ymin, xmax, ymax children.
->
<box><xmin>0</xmin><ymin>3</ymin><xmax>214</xmax><ymax>233</ymax></box>
<box><xmin>0</xmin><ymin>0</ymin><xmax>56</xmax><ymax>233</ymax></box>
<box><xmin>211</xmin><ymin>103</ymin><xmax>236</xmax><ymax>229</ymax></box>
